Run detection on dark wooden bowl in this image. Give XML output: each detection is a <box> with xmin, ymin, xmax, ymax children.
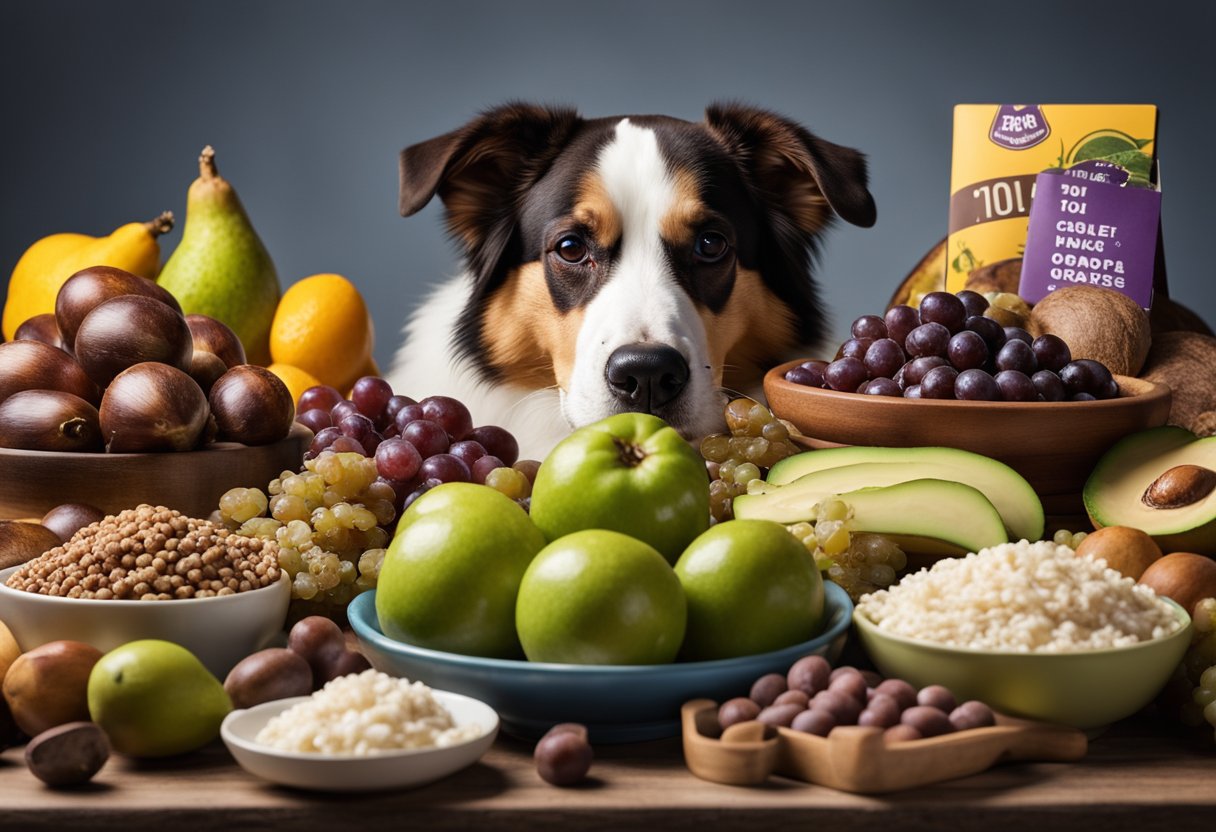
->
<box><xmin>764</xmin><ymin>360</ymin><xmax>1172</xmax><ymax>519</ymax></box>
<box><xmin>0</xmin><ymin>423</ymin><xmax>312</xmax><ymax>521</ymax></box>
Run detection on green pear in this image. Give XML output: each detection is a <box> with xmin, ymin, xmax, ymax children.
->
<box><xmin>87</xmin><ymin>640</ymin><xmax>232</xmax><ymax>758</ymax></box>
<box><xmin>158</xmin><ymin>146</ymin><xmax>280</xmax><ymax>365</ymax></box>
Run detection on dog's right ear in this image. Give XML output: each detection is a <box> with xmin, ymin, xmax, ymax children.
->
<box><xmin>399</xmin><ymin>103</ymin><xmax>582</xmax><ymax>254</ymax></box>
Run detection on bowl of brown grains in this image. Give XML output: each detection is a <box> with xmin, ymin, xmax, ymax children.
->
<box><xmin>0</xmin><ymin>504</ymin><xmax>290</xmax><ymax>676</ymax></box>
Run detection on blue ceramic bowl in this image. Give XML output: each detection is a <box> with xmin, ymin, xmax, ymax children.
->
<box><xmin>348</xmin><ymin>581</ymin><xmax>852</xmax><ymax>743</ymax></box>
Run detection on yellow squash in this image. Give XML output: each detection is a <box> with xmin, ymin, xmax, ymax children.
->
<box><xmin>3</xmin><ymin>212</ymin><xmax>174</xmax><ymax>340</ymax></box>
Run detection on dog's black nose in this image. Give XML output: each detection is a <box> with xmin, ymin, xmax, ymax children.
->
<box><xmin>605</xmin><ymin>343</ymin><xmax>690</xmax><ymax>411</ymax></box>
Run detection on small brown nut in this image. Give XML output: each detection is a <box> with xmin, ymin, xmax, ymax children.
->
<box><xmin>534</xmin><ymin>723</ymin><xmax>592</xmax><ymax>786</ymax></box>
<box><xmin>756</xmin><ymin>703</ymin><xmax>804</xmax><ymax>728</ymax></box>
<box><xmin>25</xmin><ymin>721</ymin><xmax>110</xmax><ymax>787</ymax></box>
<box><xmin>786</xmin><ymin>655</ymin><xmax>830</xmax><ymax>696</ymax></box>
<box><xmin>884</xmin><ymin>723</ymin><xmax>923</xmax><ymax>743</ymax></box>
<box><xmin>949</xmin><ymin>701</ymin><xmax>996</xmax><ymax>732</ymax></box>
<box><xmin>901</xmin><ymin>705</ymin><xmax>955</xmax><ymax>738</ymax></box>
<box><xmin>224</xmin><ymin>648</ymin><xmax>313</xmax><ymax>710</ymax></box>
<box><xmin>1142</xmin><ymin>465</ymin><xmax>1216</xmax><ymax>510</ymax></box>
<box><xmin>717</xmin><ymin>697</ymin><xmax>761</xmax><ymax>730</ymax></box>
<box><xmin>773</xmin><ymin>689</ymin><xmax>811</xmax><ymax>709</ymax></box>
<box><xmin>749</xmin><ymin>673</ymin><xmax>787</xmax><ymax>707</ymax></box>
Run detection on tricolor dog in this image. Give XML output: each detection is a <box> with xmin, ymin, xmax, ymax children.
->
<box><xmin>388</xmin><ymin>103</ymin><xmax>876</xmax><ymax>458</ymax></box>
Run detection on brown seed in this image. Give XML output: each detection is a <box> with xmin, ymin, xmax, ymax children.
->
<box><xmin>1142</xmin><ymin>465</ymin><xmax>1216</xmax><ymax>509</ymax></box>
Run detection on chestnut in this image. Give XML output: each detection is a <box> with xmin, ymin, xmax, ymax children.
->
<box><xmin>74</xmin><ymin>295</ymin><xmax>193</xmax><ymax>388</ymax></box>
<box><xmin>14</xmin><ymin>314</ymin><xmax>67</xmax><ymax>351</ymax></box>
<box><xmin>189</xmin><ymin>350</ymin><xmax>229</xmax><ymax>396</ymax></box>
<box><xmin>0</xmin><ymin>340</ymin><xmax>99</xmax><ymax>406</ymax></box>
<box><xmin>41</xmin><ymin>503</ymin><xmax>106</xmax><ymax>543</ymax></box>
<box><xmin>99</xmin><ymin>362</ymin><xmax>210</xmax><ymax>452</ymax></box>
<box><xmin>185</xmin><ymin>315</ymin><xmax>246</xmax><ymax>368</ymax></box>
<box><xmin>0</xmin><ymin>390</ymin><xmax>102</xmax><ymax>453</ymax></box>
<box><xmin>208</xmin><ymin>365</ymin><xmax>295</xmax><ymax>445</ymax></box>
<box><xmin>54</xmin><ymin>265</ymin><xmax>182</xmax><ymax>351</ymax></box>
<box><xmin>0</xmin><ymin>521</ymin><xmax>63</xmax><ymax>570</ymax></box>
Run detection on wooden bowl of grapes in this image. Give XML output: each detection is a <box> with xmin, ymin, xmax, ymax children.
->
<box><xmin>762</xmin><ymin>296</ymin><xmax>1173</xmax><ymax>521</ymax></box>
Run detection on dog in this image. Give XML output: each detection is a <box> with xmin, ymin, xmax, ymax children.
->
<box><xmin>387</xmin><ymin>102</ymin><xmax>876</xmax><ymax>459</ymax></box>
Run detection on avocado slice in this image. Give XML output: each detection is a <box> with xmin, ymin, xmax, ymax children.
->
<box><xmin>1084</xmin><ymin>426</ymin><xmax>1216</xmax><ymax>553</ymax></box>
<box><xmin>735</xmin><ymin>478</ymin><xmax>1008</xmax><ymax>556</ymax></box>
<box><xmin>759</xmin><ymin>447</ymin><xmax>1043</xmax><ymax>541</ymax></box>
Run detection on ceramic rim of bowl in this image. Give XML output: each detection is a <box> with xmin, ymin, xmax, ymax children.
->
<box><xmin>351</xmin><ymin>580</ymin><xmax>854</xmax><ymax>675</ymax></box>
<box><xmin>852</xmin><ymin>598</ymin><xmax>1192</xmax><ymax>658</ymax></box>
<box><xmin>0</xmin><ymin>565</ymin><xmax>290</xmax><ymax>607</ymax></box>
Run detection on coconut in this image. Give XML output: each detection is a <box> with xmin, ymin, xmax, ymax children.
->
<box><xmin>1028</xmin><ymin>285</ymin><xmax>1152</xmax><ymax>376</ymax></box>
<box><xmin>1140</xmin><ymin>332</ymin><xmax>1216</xmax><ymax>437</ymax></box>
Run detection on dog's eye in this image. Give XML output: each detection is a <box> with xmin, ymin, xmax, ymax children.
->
<box><xmin>694</xmin><ymin>232</ymin><xmax>729</xmax><ymax>263</ymax></box>
<box><xmin>555</xmin><ymin>234</ymin><xmax>589</xmax><ymax>264</ymax></box>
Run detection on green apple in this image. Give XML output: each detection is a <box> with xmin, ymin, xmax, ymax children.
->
<box><xmin>516</xmin><ymin>529</ymin><xmax>686</xmax><ymax>664</ymax></box>
<box><xmin>376</xmin><ymin>482</ymin><xmax>546</xmax><ymax>659</ymax></box>
<box><xmin>87</xmin><ymin>640</ymin><xmax>231</xmax><ymax>757</ymax></box>
<box><xmin>530</xmin><ymin>413</ymin><xmax>710</xmax><ymax>564</ymax></box>
<box><xmin>675</xmin><ymin>519</ymin><xmax>824</xmax><ymax>661</ymax></box>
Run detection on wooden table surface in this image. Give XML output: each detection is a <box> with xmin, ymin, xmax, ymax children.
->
<box><xmin>2</xmin><ymin>716</ymin><xmax>1213</xmax><ymax>831</ymax></box>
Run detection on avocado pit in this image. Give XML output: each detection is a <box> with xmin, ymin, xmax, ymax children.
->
<box><xmin>1142</xmin><ymin>464</ymin><xmax>1216</xmax><ymax>510</ymax></box>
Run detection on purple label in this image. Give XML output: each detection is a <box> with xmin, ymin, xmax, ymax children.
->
<box><xmin>1019</xmin><ymin>171</ymin><xmax>1161</xmax><ymax>309</ymax></box>
<box><xmin>1063</xmin><ymin>160</ymin><xmax>1130</xmax><ymax>186</ymax></box>
<box><xmin>989</xmin><ymin>105</ymin><xmax>1051</xmax><ymax>150</ymax></box>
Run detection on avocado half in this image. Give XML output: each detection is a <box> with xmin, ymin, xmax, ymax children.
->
<box><xmin>735</xmin><ymin>478</ymin><xmax>1008</xmax><ymax>557</ymax></box>
<box><xmin>1084</xmin><ymin>426</ymin><xmax>1216</xmax><ymax>554</ymax></box>
<box><xmin>757</xmin><ymin>446</ymin><xmax>1044</xmax><ymax>542</ymax></box>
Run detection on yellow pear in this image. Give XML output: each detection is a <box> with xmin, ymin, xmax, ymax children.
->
<box><xmin>2</xmin><ymin>212</ymin><xmax>173</xmax><ymax>340</ymax></box>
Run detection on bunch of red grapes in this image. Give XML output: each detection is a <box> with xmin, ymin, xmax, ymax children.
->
<box><xmin>785</xmin><ymin>291</ymin><xmax>1119</xmax><ymax>402</ymax></box>
<box><xmin>295</xmin><ymin>378</ymin><xmax>536</xmax><ymax>511</ymax></box>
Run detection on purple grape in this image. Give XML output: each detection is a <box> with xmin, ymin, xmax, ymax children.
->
<box><xmin>995</xmin><ymin>370</ymin><xmax>1037</xmax><ymax>402</ymax></box>
<box><xmin>375</xmin><ymin>437</ymin><xmax>423</xmax><ymax>482</ymax></box>
<box><xmin>394</xmin><ymin>403</ymin><xmax>426</xmax><ymax>434</ymax></box>
<box><xmin>1032</xmin><ymin>370</ymin><xmax>1066</xmax><ymax>402</ymax></box>
<box><xmin>403</xmin><ymin>478</ymin><xmax>443</xmax><ymax>512</ymax></box>
<box><xmin>384</xmin><ymin>394</ymin><xmax>417</xmax><ymax>424</ymax></box>
<box><xmin>946</xmin><ymin>331</ymin><xmax>988</xmax><ymax>371</ymax></box>
<box><xmin>330</xmin><ymin>399</ymin><xmax>359</xmax><ymax>423</ymax></box>
<box><xmin>884</xmin><ymin>305</ymin><xmax>921</xmax><ymax>346</ymax></box>
<box><xmin>955</xmin><ymin>369</ymin><xmax>1000</xmax><ymax>401</ymax></box>
<box><xmin>361</xmin><ymin>430</ymin><xmax>384</xmax><ymax>456</ymax></box>
<box><xmin>836</xmin><ymin>337</ymin><xmax>874</xmax><ymax>362</ymax></box>
<box><xmin>1059</xmin><ymin>359</ymin><xmax>1115</xmax><ymax>398</ymax></box>
<box><xmin>338</xmin><ymin>413</ymin><xmax>376</xmax><ymax>442</ymax></box>
<box><xmin>1071</xmin><ymin>392</ymin><xmax>1097</xmax><ymax>402</ymax></box>
<box><xmin>965</xmin><ymin>316</ymin><xmax>1006</xmax><ymax>353</ymax></box>
<box><xmin>449</xmin><ymin>440</ymin><xmax>488</xmax><ymax>468</ymax></box>
<box><xmin>1030</xmin><ymin>334</ymin><xmax>1071</xmax><ymax>373</ymax></box>
<box><xmin>864</xmin><ymin>377</ymin><xmax>902</xmax><ymax>397</ymax></box>
<box><xmin>420</xmin><ymin>453</ymin><xmax>471</xmax><ymax>484</ymax></box>
<box><xmin>919</xmin><ymin>292</ymin><xmax>967</xmax><ymax>333</ymax></box>
<box><xmin>903</xmin><ymin>355</ymin><xmax>948</xmax><ymax>386</ymax></box>
<box><xmin>1099</xmin><ymin>377</ymin><xmax>1120</xmax><ymax>400</ymax></box>
<box><xmin>351</xmin><ymin>376</ymin><xmax>394</xmax><ymax>423</ymax></box>
<box><xmin>471</xmin><ymin>454</ymin><xmax>507</xmax><ymax>484</ymax></box>
<box><xmin>467</xmin><ymin>425</ymin><xmax>519</xmax><ymax>466</ymax></box>
<box><xmin>995</xmin><ymin>339</ymin><xmax>1037</xmax><ymax>375</ymax></box>
<box><xmin>329</xmin><ymin>436</ymin><xmax>366</xmax><ymax>455</ymax></box>
<box><xmin>864</xmin><ymin>339</ymin><xmax>906</xmax><ymax>379</ymax></box>
<box><xmin>402</xmin><ymin>419</ymin><xmax>449</xmax><ymax>457</ymax></box>
<box><xmin>851</xmin><ymin>314</ymin><xmax>888</xmax><ymax>341</ymax></box>
<box><xmin>297</xmin><ymin>408</ymin><xmax>332</xmax><ymax>434</ymax></box>
<box><xmin>420</xmin><ymin>396</ymin><xmax>474</xmax><ymax>441</ymax></box>
<box><xmin>856</xmin><ymin>380</ymin><xmax>871</xmax><ymax>394</ymax></box>
<box><xmin>955</xmin><ymin>290</ymin><xmax>990</xmax><ymax>318</ymax></box>
<box><xmin>298</xmin><ymin>385</ymin><xmax>344</xmax><ymax>415</ymax></box>
<box><xmin>784</xmin><ymin>366</ymin><xmax>822</xmax><ymax>387</ymax></box>
<box><xmin>921</xmin><ymin>365</ymin><xmax>959</xmax><ymax>399</ymax></box>
<box><xmin>905</xmin><ymin>322</ymin><xmax>951</xmax><ymax>358</ymax></box>
<box><xmin>903</xmin><ymin>385</ymin><xmax>923</xmax><ymax>398</ymax></box>
<box><xmin>1004</xmin><ymin>326</ymin><xmax>1033</xmax><ymax>345</ymax></box>
<box><xmin>892</xmin><ymin>365</ymin><xmax>907</xmax><ymax>389</ymax></box>
<box><xmin>824</xmin><ymin>357</ymin><xmax>868</xmax><ymax>392</ymax></box>
<box><xmin>309</xmin><ymin>426</ymin><xmax>342</xmax><ymax>456</ymax></box>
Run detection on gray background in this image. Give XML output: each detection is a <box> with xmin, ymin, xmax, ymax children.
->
<box><xmin>2</xmin><ymin>0</ymin><xmax>1212</xmax><ymax>369</ymax></box>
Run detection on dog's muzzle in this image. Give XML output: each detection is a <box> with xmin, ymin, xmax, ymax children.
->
<box><xmin>604</xmin><ymin>343</ymin><xmax>690</xmax><ymax>413</ymax></box>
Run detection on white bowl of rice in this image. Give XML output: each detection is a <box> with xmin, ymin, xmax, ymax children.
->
<box><xmin>853</xmin><ymin>540</ymin><xmax>1192</xmax><ymax>730</ymax></box>
<box><xmin>221</xmin><ymin>670</ymin><xmax>498</xmax><ymax>791</ymax></box>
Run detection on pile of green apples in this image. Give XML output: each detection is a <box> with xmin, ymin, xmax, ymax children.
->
<box><xmin>375</xmin><ymin>413</ymin><xmax>827</xmax><ymax>664</ymax></box>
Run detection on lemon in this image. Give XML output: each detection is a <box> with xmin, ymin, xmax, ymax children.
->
<box><xmin>269</xmin><ymin>274</ymin><xmax>372</xmax><ymax>391</ymax></box>
<box><xmin>267</xmin><ymin>363</ymin><xmax>323</xmax><ymax>407</ymax></box>
<box><xmin>1068</xmin><ymin>129</ymin><xmax>1151</xmax><ymax>164</ymax></box>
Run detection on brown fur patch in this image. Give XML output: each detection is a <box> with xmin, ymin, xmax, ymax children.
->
<box><xmin>480</xmin><ymin>262</ymin><xmax>583</xmax><ymax>389</ymax></box>
<box><xmin>659</xmin><ymin>168</ymin><xmax>708</xmax><ymax>243</ymax></box>
<box><xmin>700</xmin><ymin>267</ymin><xmax>798</xmax><ymax>390</ymax></box>
<box><xmin>573</xmin><ymin>173</ymin><xmax>622</xmax><ymax>250</ymax></box>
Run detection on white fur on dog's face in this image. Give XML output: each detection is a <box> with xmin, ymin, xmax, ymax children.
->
<box><xmin>560</xmin><ymin>119</ymin><xmax>726</xmax><ymax>438</ymax></box>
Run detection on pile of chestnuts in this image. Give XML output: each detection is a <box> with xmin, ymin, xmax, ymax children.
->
<box><xmin>0</xmin><ymin>266</ymin><xmax>294</xmax><ymax>453</ymax></box>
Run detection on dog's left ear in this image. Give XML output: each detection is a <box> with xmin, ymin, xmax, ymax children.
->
<box><xmin>705</xmin><ymin>103</ymin><xmax>876</xmax><ymax>230</ymax></box>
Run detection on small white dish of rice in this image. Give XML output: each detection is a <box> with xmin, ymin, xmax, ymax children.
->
<box><xmin>221</xmin><ymin>670</ymin><xmax>499</xmax><ymax>792</ymax></box>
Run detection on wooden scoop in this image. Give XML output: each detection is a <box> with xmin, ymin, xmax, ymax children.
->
<box><xmin>682</xmin><ymin>699</ymin><xmax>1087</xmax><ymax>794</ymax></box>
